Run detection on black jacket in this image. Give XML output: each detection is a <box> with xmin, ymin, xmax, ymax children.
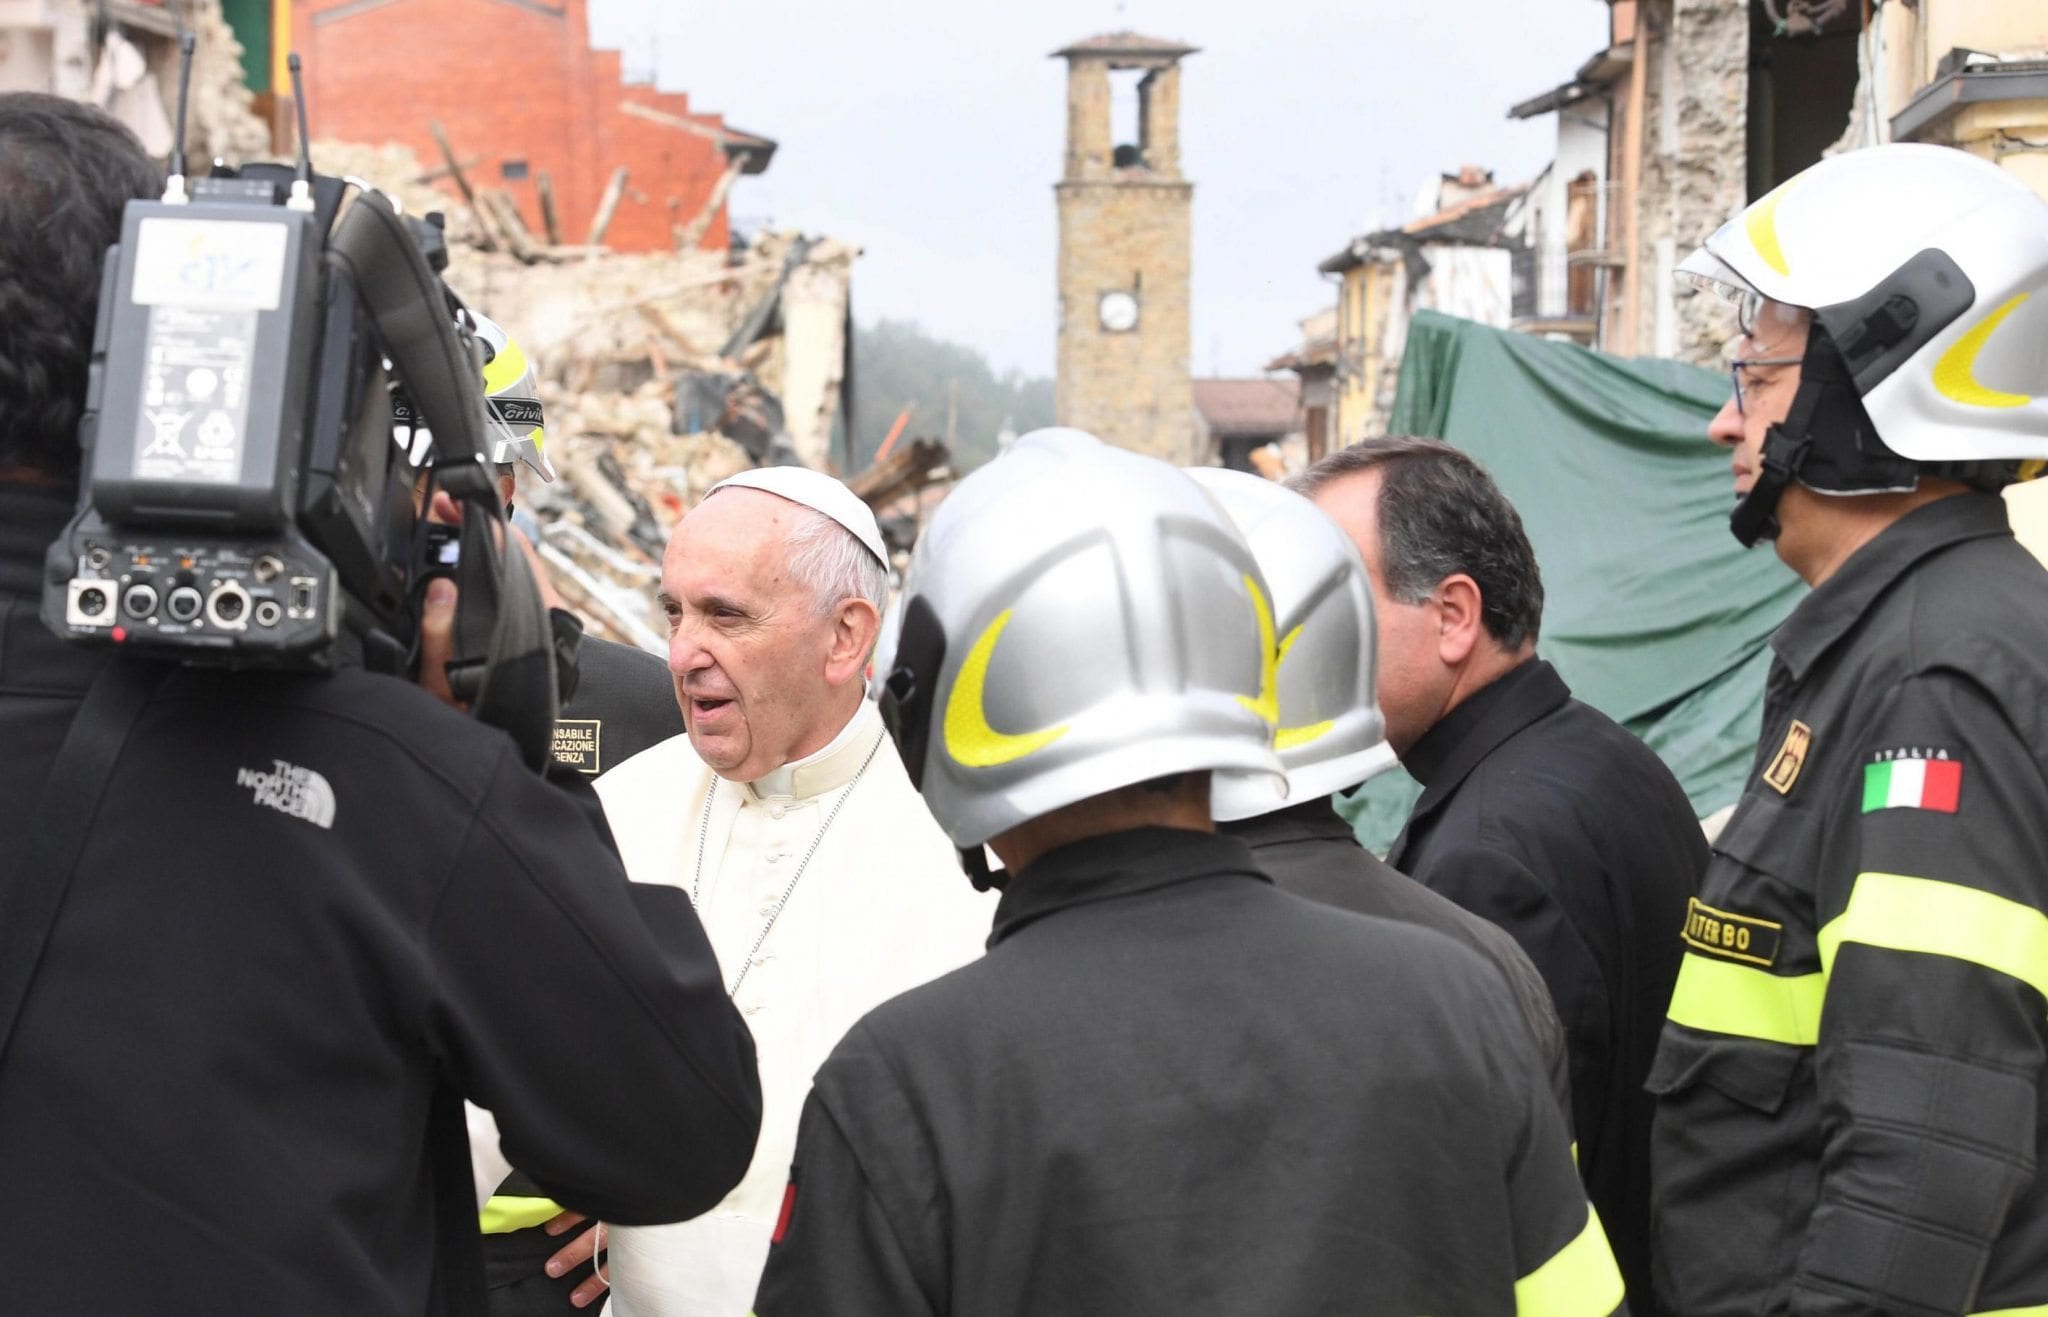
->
<box><xmin>754</xmin><ymin>827</ymin><xmax>1623</xmax><ymax>1316</ymax></box>
<box><xmin>1389</xmin><ymin>658</ymin><xmax>1701</xmax><ymax>1317</ymax></box>
<box><xmin>1225</xmin><ymin>797</ymin><xmax>1573</xmax><ymax>1121</ymax></box>
<box><xmin>1651</xmin><ymin>493</ymin><xmax>2048</xmax><ymax>1316</ymax></box>
<box><xmin>0</xmin><ymin>483</ymin><xmax>761</xmax><ymax>1315</ymax></box>
<box><xmin>551</xmin><ymin>633</ymin><xmax>683</xmax><ymax>777</ymax></box>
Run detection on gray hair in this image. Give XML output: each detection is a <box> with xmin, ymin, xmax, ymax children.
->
<box><xmin>1289</xmin><ymin>436</ymin><xmax>1544</xmax><ymax>650</ymax></box>
<box><xmin>785</xmin><ymin>506</ymin><xmax>888</xmax><ymax>617</ymax></box>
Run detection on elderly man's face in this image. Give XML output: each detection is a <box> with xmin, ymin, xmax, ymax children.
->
<box><xmin>1708</xmin><ymin>301</ymin><xmax>1811</xmax><ymax>498</ymax></box>
<box><xmin>661</xmin><ymin>489</ymin><xmax>846</xmax><ymax>781</ymax></box>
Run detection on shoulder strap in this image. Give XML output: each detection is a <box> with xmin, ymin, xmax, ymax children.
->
<box><xmin>0</xmin><ymin>657</ymin><xmax>166</xmax><ymax>1067</ymax></box>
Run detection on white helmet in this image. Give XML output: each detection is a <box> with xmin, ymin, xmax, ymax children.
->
<box><xmin>473</xmin><ymin>313</ymin><xmax>556</xmax><ymax>483</ymax></box>
<box><xmin>878</xmin><ymin>428</ymin><xmax>1285</xmax><ymax>851</ymax></box>
<box><xmin>1679</xmin><ymin>144</ymin><xmax>2048</xmax><ymax>539</ymax></box>
<box><xmin>1185</xmin><ymin>468</ymin><xmax>1395</xmax><ymax>821</ymax></box>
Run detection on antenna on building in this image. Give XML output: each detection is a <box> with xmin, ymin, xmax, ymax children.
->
<box><xmin>163</xmin><ymin>32</ymin><xmax>197</xmax><ymax>204</ymax></box>
<box><xmin>286</xmin><ymin>54</ymin><xmax>316</xmax><ymax>212</ymax></box>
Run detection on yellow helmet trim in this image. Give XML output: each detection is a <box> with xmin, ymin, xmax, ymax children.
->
<box><xmin>1235</xmin><ymin>576</ymin><xmax>1281</xmax><ymax>727</ymax></box>
<box><xmin>1933</xmin><ymin>293</ymin><xmax>2033</xmax><ymax>410</ymax></box>
<box><xmin>482</xmin><ymin>336</ymin><xmax>530</xmax><ymax>396</ymax></box>
<box><xmin>1268</xmin><ymin>620</ymin><xmax>1333</xmax><ymax>751</ymax></box>
<box><xmin>1745</xmin><ymin>178</ymin><xmax>1798</xmax><ymax>279</ymax></box>
<box><xmin>943</xmin><ymin>609</ymin><xmax>1070</xmax><ymax>768</ymax></box>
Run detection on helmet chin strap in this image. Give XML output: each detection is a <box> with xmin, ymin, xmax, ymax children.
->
<box><xmin>1730</xmin><ymin>400</ymin><xmax>1819</xmax><ymax>549</ymax></box>
<box><xmin>960</xmin><ymin>846</ymin><xmax>1009</xmax><ymax>893</ymax></box>
<box><xmin>1728</xmin><ymin>322</ymin><xmax>1910</xmax><ymax>550</ymax></box>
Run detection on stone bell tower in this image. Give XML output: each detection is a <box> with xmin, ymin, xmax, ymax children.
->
<box><xmin>1053</xmin><ymin>32</ymin><xmax>1197</xmax><ymax>464</ymax></box>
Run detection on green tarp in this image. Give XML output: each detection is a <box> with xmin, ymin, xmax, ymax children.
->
<box><xmin>1335</xmin><ymin>310</ymin><xmax>1806</xmax><ymax>853</ymax></box>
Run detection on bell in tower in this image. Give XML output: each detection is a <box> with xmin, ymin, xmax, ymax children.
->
<box><xmin>1052</xmin><ymin>32</ymin><xmax>1197</xmax><ymax>464</ymax></box>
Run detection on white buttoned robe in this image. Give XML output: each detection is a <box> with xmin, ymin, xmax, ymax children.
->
<box><xmin>594</xmin><ymin>698</ymin><xmax>995</xmax><ymax>1316</ymax></box>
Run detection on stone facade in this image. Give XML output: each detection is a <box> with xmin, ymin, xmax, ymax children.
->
<box><xmin>1634</xmin><ymin>0</ymin><xmax>1748</xmax><ymax>366</ymax></box>
<box><xmin>1053</xmin><ymin>35</ymin><xmax>1197</xmax><ymax>464</ymax></box>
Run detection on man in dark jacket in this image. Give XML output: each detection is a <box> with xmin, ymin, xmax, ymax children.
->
<box><xmin>1650</xmin><ymin>143</ymin><xmax>2048</xmax><ymax>1316</ymax></box>
<box><xmin>754</xmin><ymin>428</ymin><xmax>1624</xmax><ymax>1316</ymax></box>
<box><xmin>0</xmin><ymin>95</ymin><xmax>760</xmax><ymax>1315</ymax></box>
<box><xmin>1189</xmin><ymin>466</ymin><xmax>1570</xmax><ymax>1119</ymax></box>
<box><xmin>1301</xmin><ymin>436</ymin><xmax>1700</xmax><ymax>1316</ymax></box>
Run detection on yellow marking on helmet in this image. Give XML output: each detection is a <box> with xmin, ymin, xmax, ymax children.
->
<box><xmin>1934</xmin><ymin>294</ymin><xmax>2033</xmax><ymax>409</ymax></box>
<box><xmin>1745</xmin><ymin>177</ymin><xmax>1798</xmax><ymax>278</ymax></box>
<box><xmin>943</xmin><ymin>609</ymin><xmax>1069</xmax><ymax>768</ymax></box>
<box><xmin>1275</xmin><ymin>720</ymin><xmax>1335</xmax><ymax>752</ymax></box>
<box><xmin>1237</xmin><ymin>576</ymin><xmax>1281</xmax><ymax>727</ymax></box>
<box><xmin>482</xmin><ymin>336</ymin><xmax>530</xmax><ymax>396</ymax></box>
<box><xmin>529</xmin><ymin>425</ymin><xmax>547</xmax><ymax>454</ymax></box>
<box><xmin>1268</xmin><ymin>622</ymin><xmax>1332</xmax><ymax>750</ymax></box>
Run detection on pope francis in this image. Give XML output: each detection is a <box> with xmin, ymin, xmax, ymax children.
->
<box><xmin>594</xmin><ymin>467</ymin><xmax>995</xmax><ymax>1316</ymax></box>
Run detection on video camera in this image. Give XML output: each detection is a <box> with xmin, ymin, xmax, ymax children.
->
<box><xmin>42</xmin><ymin>43</ymin><xmax>559</xmax><ymax>770</ymax></box>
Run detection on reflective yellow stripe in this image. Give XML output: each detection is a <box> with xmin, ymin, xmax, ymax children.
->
<box><xmin>1973</xmin><ymin>1305</ymin><xmax>2048</xmax><ymax>1316</ymax></box>
<box><xmin>1820</xmin><ymin>872</ymin><xmax>2048</xmax><ymax>999</ymax></box>
<box><xmin>1516</xmin><ymin>1205</ymin><xmax>1626</xmax><ymax>1316</ymax></box>
<box><xmin>1665</xmin><ymin>950</ymin><xmax>1825</xmax><ymax>1046</ymax></box>
<box><xmin>480</xmin><ymin>1194</ymin><xmax>561</xmax><ymax>1234</ymax></box>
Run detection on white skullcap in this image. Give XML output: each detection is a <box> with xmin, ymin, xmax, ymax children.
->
<box><xmin>707</xmin><ymin>466</ymin><xmax>887</xmax><ymax>566</ymax></box>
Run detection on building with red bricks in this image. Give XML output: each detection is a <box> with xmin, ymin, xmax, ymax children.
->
<box><xmin>225</xmin><ymin>0</ymin><xmax>772</xmax><ymax>255</ymax></box>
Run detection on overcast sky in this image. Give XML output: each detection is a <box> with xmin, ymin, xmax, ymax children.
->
<box><xmin>587</xmin><ymin>0</ymin><xmax>1610</xmax><ymax>380</ymax></box>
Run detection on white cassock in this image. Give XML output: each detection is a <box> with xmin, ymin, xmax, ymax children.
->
<box><xmin>594</xmin><ymin>697</ymin><xmax>995</xmax><ymax>1316</ymax></box>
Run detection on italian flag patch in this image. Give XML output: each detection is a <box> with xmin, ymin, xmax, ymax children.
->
<box><xmin>1862</xmin><ymin>759</ymin><xmax>1962</xmax><ymax>813</ymax></box>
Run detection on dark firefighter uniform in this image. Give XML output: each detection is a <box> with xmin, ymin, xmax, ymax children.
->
<box><xmin>754</xmin><ymin>827</ymin><xmax>1626</xmax><ymax>1316</ymax></box>
<box><xmin>1650</xmin><ymin>493</ymin><xmax>2048</xmax><ymax>1315</ymax></box>
<box><xmin>0</xmin><ymin>484</ymin><xmax>761</xmax><ymax>1315</ymax></box>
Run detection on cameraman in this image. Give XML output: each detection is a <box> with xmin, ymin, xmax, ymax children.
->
<box><xmin>0</xmin><ymin>94</ymin><xmax>761</xmax><ymax>1315</ymax></box>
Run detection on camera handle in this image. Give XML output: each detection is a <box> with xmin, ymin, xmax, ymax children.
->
<box><xmin>330</xmin><ymin>192</ymin><xmax>557</xmax><ymax>773</ymax></box>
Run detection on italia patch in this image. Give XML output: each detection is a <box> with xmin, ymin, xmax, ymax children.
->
<box><xmin>1763</xmin><ymin>719</ymin><xmax>1812</xmax><ymax>794</ymax></box>
<box><xmin>552</xmin><ymin>719</ymin><xmax>602</xmax><ymax>775</ymax></box>
<box><xmin>1862</xmin><ymin>750</ymin><xmax>1962</xmax><ymax>814</ymax></box>
<box><xmin>1682</xmin><ymin>897</ymin><xmax>1782</xmax><ymax>967</ymax></box>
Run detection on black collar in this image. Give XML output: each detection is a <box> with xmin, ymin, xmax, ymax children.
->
<box><xmin>989</xmin><ymin>826</ymin><xmax>1270</xmax><ymax>949</ymax></box>
<box><xmin>1771</xmin><ymin>492</ymin><xmax>2011</xmax><ymax>683</ymax></box>
<box><xmin>1219</xmin><ymin>796</ymin><xmax>1358</xmax><ymax>848</ymax></box>
<box><xmin>0</xmin><ymin>482</ymin><xmax>74</xmax><ymax>599</ymax></box>
<box><xmin>1400</xmin><ymin>657</ymin><xmax>1569</xmax><ymax>826</ymax></box>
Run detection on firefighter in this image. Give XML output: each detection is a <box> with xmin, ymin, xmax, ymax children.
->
<box><xmin>1650</xmin><ymin>142</ymin><xmax>2048</xmax><ymax>1315</ymax></box>
<box><xmin>752</xmin><ymin>427</ymin><xmax>1623</xmax><ymax>1315</ymax></box>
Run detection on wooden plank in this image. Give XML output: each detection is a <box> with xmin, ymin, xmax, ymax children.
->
<box><xmin>428</xmin><ymin>120</ymin><xmax>496</xmax><ymax>253</ymax></box>
<box><xmin>585</xmin><ymin>166</ymin><xmax>629</xmax><ymax>247</ymax></box>
<box><xmin>675</xmin><ymin>158</ymin><xmax>744</xmax><ymax>253</ymax></box>
<box><xmin>535</xmin><ymin>170</ymin><xmax>563</xmax><ymax>246</ymax></box>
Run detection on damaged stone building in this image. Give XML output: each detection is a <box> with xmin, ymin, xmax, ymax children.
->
<box><xmin>1512</xmin><ymin>0</ymin><xmax>2048</xmax><ymax>365</ymax></box>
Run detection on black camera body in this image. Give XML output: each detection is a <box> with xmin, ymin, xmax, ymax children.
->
<box><xmin>44</xmin><ymin>165</ymin><xmax>426</xmax><ymax>668</ymax></box>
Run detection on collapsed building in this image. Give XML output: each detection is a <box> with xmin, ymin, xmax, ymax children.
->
<box><xmin>0</xmin><ymin>0</ymin><xmax>869</xmax><ymax>646</ymax></box>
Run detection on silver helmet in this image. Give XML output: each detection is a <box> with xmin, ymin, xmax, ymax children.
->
<box><xmin>1185</xmin><ymin>468</ymin><xmax>1394</xmax><ymax>821</ymax></box>
<box><xmin>878</xmin><ymin>428</ymin><xmax>1285</xmax><ymax>849</ymax></box>
<box><xmin>473</xmin><ymin>313</ymin><xmax>556</xmax><ymax>484</ymax></box>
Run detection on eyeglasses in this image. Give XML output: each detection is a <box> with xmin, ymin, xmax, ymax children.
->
<box><xmin>1728</xmin><ymin>356</ymin><xmax>1802</xmax><ymax>417</ymax></box>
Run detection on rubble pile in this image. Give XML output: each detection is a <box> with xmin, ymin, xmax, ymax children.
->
<box><xmin>311</xmin><ymin>140</ymin><xmax>861</xmax><ymax>645</ymax></box>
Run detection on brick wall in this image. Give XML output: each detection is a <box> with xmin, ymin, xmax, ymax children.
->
<box><xmin>293</xmin><ymin>0</ymin><xmax>738</xmax><ymax>254</ymax></box>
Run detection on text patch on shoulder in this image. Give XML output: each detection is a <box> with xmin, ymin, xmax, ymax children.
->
<box><xmin>552</xmin><ymin>719</ymin><xmax>602</xmax><ymax>775</ymax></box>
<box><xmin>1682</xmin><ymin>896</ymin><xmax>1783</xmax><ymax>967</ymax></box>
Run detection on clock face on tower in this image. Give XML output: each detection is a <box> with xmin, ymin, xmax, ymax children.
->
<box><xmin>1098</xmin><ymin>290</ymin><xmax>1139</xmax><ymax>333</ymax></box>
